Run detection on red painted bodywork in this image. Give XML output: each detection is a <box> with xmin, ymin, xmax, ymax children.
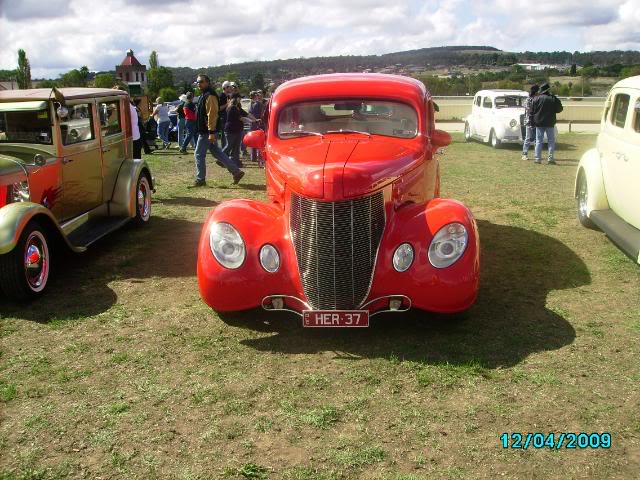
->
<box><xmin>197</xmin><ymin>74</ymin><xmax>480</xmax><ymax>315</ymax></box>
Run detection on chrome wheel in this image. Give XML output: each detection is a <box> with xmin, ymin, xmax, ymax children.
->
<box><xmin>24</xmin><ymin>230</ymin><xmax>49</xmax><ymax>292</ymax></box>
<box><xmin>464</xmin><ymin>123</ymin><xmax>471</xmax><ymax>142</ymax></box>
<box><xmin>490</xmin><ymin>130</ymin><xmax>499</xmax><ymax>148</ymax></box>
<box><xmin>137</xmin><ymin>176</ymin><xmax>151</xmax><ymax>222</ymax></box>
<box><xmin>578</xmin><ymin>175</ymin><xmax>588</xmax><ymax>219</ymax></box>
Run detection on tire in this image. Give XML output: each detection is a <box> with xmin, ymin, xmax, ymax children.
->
<box><xmin>490</xmin><ymin>129</ymin><xmax>501</xmax><ymax>149</ymax></box>
<box><xmin>576</xmin><ymin>170</ymin><xmax>597</xmax><ymax>230</ymax></box>
<box><xmin>0</xmin><ymin>221</ymin><xmax>51</xmax><ymax>301</ymax></box>
<box><xmin>134</xmin><ymin>173</ymin><xmax>152</xmax><ymax>225</ymax></box>
<box><xmin>464</xmin><ymin>122</ymin><xmax>471</xmax><ymax>142</ymax></box>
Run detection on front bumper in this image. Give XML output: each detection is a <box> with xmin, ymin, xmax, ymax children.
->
<box><xmin>197</xmin><ymin>197</ymin><xmax>480</xmax><ymax>316</ymax></box>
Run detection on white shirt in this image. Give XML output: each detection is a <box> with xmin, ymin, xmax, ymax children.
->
<box><xmin>130</xmin><ymin>103</ymin><xmax>140</xmax><ymax>141</ymax></box>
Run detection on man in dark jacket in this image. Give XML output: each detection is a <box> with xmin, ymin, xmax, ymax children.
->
<box><xmin>193</xmin><ymin>74</ymin><xmax>244</xmax><ymax>186</ymax></box>
<box><xmin>532</xmin><ymin>82</ymin><xmax>563</xmax><ymax>165</ymax></box>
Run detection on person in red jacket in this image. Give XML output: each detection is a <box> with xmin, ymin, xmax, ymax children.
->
<box><xmin>179</xmin><ymin>91</ymin><xmax>197</xmax><ymax>153</ymax></box>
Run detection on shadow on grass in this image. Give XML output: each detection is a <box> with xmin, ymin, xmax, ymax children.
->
<box><xmin>0</xmin><ymin>216</ymin><xmax>202</xmax><ymax>323</ymax></box>
<box><xmin>157</xmin><ymin>196</ymin><xmax>219</xmax><ymax>208</ymax></box>
<box><xmin>221</xmin><ymin>220</ymin><xmax>590</xmax><ymax>368</ymax></box>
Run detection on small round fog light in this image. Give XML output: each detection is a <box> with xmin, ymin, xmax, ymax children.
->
<box><xmin>392</xmin><ymin>243</ymin><xmax>414</xmax><ymax>272</ymax></box>
<box><xmin>259</xmin><ymin>244</ymin><xmax>280</xmax><ymax>273</ymax></box>
<box><xmin>510</xmin><ymin>119</ymin><xmax>517</xmax><ymax>128</ymax></box>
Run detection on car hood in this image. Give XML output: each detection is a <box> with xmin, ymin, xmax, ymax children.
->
<box><xmin>269</xmin><ymin>136</ymin><xmax>424</xmax><ymax>200</ymax></box>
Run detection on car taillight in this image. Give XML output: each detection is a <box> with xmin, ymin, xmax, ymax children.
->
<box><xmin>0</xmin><ymin>185</ymin><xmax>7</xmax><ymax>208</ymax></box>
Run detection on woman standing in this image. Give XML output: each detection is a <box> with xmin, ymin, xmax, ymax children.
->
<box><xmin>223</xmin><ymin>94</ymin><xmax>256</xmax><ymax>168</ymax></box>
<box><xmin>152</xmin><ymin>97</ymin><xmax>171</xmax><ymax>149</ymax></box>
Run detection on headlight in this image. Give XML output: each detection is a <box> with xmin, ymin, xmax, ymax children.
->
<box><xmin>393</xmin><ymin>243</ymin><xmax>414</xmax><ymax>272</ymax></box>
<box><xmin>209</xmin><ymin>222</ymin><xmax>245</xmax><ymax>269</ymax></box>
<box><xmin>428</xmin><ymin>223</ymin><xmax>468</xmax><ymax>268</ymax></box>
<box><xmin>10</xmin><ymin>181</ymin><xmax>30</xmax><ymax>203</ymax></box>
<box><xmin>259</xmin><ymin>244</ymin><xmax>280</xmax><ymax>273</ymax></box>
<box><xmin>509</xmin><ymin>119</ymin><xmax>517</xmax><ymax>128</ymax></box>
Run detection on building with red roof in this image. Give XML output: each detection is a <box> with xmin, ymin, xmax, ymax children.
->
<box><xmin>115</xmin><ymin>49</ymin><xmax>146</xmax><ymax>94</ymax></box>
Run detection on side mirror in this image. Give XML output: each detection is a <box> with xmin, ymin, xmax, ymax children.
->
<box><xmin>431</xmin><ymin>129</ymin><xmax>451</xmax><ymax>149</ymax></box>
<box><xmin>243</xmin><ymin>129</ymin><xmax>266</xmax><ymax>149</ymax></box>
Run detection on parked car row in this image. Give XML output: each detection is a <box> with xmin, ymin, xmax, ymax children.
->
<box><xmin>1</xmin><ymin>75</ymin><xmax>637</xmax><ymax>324</ymax></box>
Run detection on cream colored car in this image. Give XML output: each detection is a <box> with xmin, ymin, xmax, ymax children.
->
<box><xmin>575</xmin><ymin>75</ymin><xmax>640</xmax><ymax>263</ymax></box>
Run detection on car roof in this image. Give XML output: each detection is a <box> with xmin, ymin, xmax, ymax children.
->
<box><xmin>475</xmin><ymin>89</ymin><xmax>528</xmax><ymax>96</ymax></box>
<box><xmin>0</xmin><ymin>88</ymin><xmax>129</xmax><ymax>102</ymax></box>
<box><xmin>612</xmin><ymin>75</ymin><xmax>640</xmax><ymax>90</ymax></box>
<box><xmin>272</xmin><ymin>73</ymin><xmax>427</xmax><ymax>107</ymax></box>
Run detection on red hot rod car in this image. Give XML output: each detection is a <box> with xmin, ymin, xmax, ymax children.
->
<box><xmin>197</xmin><ymin>74</ymin><xmax>479</xmax><ymax>326</ymax></box>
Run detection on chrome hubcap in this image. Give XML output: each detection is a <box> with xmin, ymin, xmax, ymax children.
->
<box><xmin>138</xmin><ymin>179</ymin><xmax>151</xmax><ymax>220</ymax></box>
<box><xmin>578</xmin><ymin>177</ymin><xmax>588</xmax><ymax>218</ymax></box>
<box><xmin>24</xmin><ymin>231</ymin><xmax>48</xmax><ymax>291</ymax></box>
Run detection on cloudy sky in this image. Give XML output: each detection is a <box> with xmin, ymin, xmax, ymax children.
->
<box><xmin>0</xmin><ymin>0</ymin><xmax>638</xmax><ymax>78</ymax></box>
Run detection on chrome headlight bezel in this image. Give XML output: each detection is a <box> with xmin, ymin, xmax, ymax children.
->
<box><xmin>392</xmin><ymin>243</ymin><xmax>414</xmax><ymax>272</ymax></box>
<box><xmin>428</xmin><ymin>222</ymin><xmax>468</xmax><ymax>269</ymax></box>
<box><xmin>259</xmin><ymin>244</ymin><xmax>280</xmax><ymax>273</ymax></box>
<box><xmin>209</xmin><ymin>222</ymin><xmax>246</xmax><ymax>269</ymax></box>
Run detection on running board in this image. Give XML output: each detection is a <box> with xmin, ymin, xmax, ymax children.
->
<box><xmin>590</xmin><ymin>209</ymin><xmax>640</xmax><ymax>264</ymax></box>
<box><xmin>67</xmin><ymin>217</ymin><xmax>131</xmax><ymax>249</ymax></box>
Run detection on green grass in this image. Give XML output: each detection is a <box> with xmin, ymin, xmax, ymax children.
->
<box><xmin>1</xmin><ymin>134</ymin><xmax>639</xmax><ymax>479</ymax></box>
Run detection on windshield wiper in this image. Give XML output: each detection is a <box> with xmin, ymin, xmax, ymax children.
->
<box><xmin>280</xmin><ymin>130</ymin><xmax>323</xmax><ymax>138</ymax></box>
<box><xmin>325</xmin><ymin>129</ymin><xmax>371</xmax><ymax>136</ymax></box>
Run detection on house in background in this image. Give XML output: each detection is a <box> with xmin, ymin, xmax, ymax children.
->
<box><xmin>116</xmin><ymin>49</ymin><xmax>146</xmax><ymax>95</ymax></box>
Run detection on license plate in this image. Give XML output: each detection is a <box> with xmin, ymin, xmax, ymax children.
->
<box><xmin>302</xmin><ymin>310</ymin><xmax>369</xmax><ymax>328</ymax></box>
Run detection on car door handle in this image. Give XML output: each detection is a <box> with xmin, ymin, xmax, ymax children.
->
<box><xmin>102</xmin><ymin>146</ymin><xmax>110</xmax><ymax>153</ymax></box>
<box><xmin>62</xmin><ymin>157</ymin><xmax>73</xmax><ymax>164</ymax></box>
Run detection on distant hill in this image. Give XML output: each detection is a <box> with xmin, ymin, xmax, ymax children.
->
<box><xmin>168</xmin><ymin>45</ymin><xmax>640</xmax><ymax>87</ymax></box>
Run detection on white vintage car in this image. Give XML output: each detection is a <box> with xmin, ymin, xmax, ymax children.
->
<box><xmin>464</xmin><ymin>89</ymin><xmax>553</xmax><ymax>148</ymax></box>
<box><xmin>575</xmin><ymin>75</ymin><xmax>640</xmax><ymax>263</ymax></box>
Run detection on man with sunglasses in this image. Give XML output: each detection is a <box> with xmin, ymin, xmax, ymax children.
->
<box><xmin>193</xmin><ymin>74</ymin><xmax>244</xmax><ymax>186</ymax></box>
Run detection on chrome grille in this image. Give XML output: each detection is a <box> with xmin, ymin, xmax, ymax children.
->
<box><xmin>290</xmin><ymin>191</ymin><xmax>385</xmax><ymax>310</ymax></box>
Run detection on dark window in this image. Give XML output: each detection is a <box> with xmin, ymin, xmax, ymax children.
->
<box><xmin>475</xmin><ymin>96</ymin><xmax>481</xmax><ymax>107</ymax></box>
<box><xmin>482</xmin><ymin>97</ymin><xmax>492</xmax><ymax>109</ymax></box>
<box><xmin>611</xmin><ymin>94</ymin><xmax>630</xmax><ymax>128</ymax></box>
<box><xmin>99</xmin><ymin>100</ymin><xmax>122</xmax><ymax>136</ymax></box>
<box><xmin>0</xmin><ymin>108</ymin><xmax>53</xmax><ymax>144</ymax></box>
<box><xmin>634</xmin><ymin>99</ymin><xmax>640</xmax><ymax>133</ymax></box>
<box><xmin>60</xmin><ymin>103</ymin><xmax>95</xmax><ymax>145</ymax></box>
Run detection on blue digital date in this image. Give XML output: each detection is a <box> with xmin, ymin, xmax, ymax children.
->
<box><xmin>500</xmin><ymin>432</ymin><xmax>611</xmax><ymax>449</ymax></box>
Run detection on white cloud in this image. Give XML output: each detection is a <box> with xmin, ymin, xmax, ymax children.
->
<box><xmin>0</xmin><ymin>0</ymin><xmax>637</xmax><ymax>78</ymax></box>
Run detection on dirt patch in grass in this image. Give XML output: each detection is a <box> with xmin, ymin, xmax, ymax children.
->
<box><xmin>1</xmin><ymin>137</ymin><xmax>639</xmax><ymax>479</ymax></box>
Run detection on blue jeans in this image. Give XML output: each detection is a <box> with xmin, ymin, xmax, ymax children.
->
<box><xmin>181</xmin><ymin>120</ymin><xmax>197</xmax><ymax>150</ymax></box>
<box><xmin>522</xmin><ymin>126</ymin><xmax>534</xmax><ymax>155</ymax></box>
<box><xmin>223</xmin><ymin>131</ymin><xmax>242</xmax><ymax>167</ymax></box>
<box><xmin>177</xmin><ymin>117</ymin><xmax>185</xmax><ymax>146</ymax></box>
<box><xmin>535</xmin><ymin>127</ymin><xmax>556</xmax><ymax>162</ymax></box>
<box><xmin>157</xmin><ymin>120</ymin><xmax>170</xmax><ymax>144</ymax></box>
<box><xmin>195</xmin><ymin>134</ymin><xmax>239</xmax><ymax>182</ymax></box>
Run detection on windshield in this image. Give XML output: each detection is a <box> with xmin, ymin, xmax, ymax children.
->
<box><xmin>495</xmin><ymin>96</ymin><xmax>526</xmax><ymax>109</ymax></box>
<box><xmin>0</xmin><ymin>108</ymin><xmax>53</xmax><ymax>144</ymax></box>
<box><xmin>277</xmin><ymin>100</ymin><xmax>418</xmax><ymax>139</ymax></box>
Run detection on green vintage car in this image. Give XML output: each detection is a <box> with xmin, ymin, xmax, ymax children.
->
<box><xmin>0</xmin><ymin>88</ymin><xmax>154</xmax><ymax>300</ymax></box>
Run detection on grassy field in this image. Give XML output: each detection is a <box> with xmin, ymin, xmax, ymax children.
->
<box><xmin>1</xmin><ymin>134</ymin><xmax>639</xmax><ymax>479</ymax></box>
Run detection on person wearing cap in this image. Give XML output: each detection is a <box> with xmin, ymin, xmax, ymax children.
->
<box><xmin>151</xmin><ymin>97</ymin><xmax>171</xmax><ymax>149</ymax></box>
<box><xmin>531</xmin><ymin>82</ymin><xmax>563</xmax><ymax>165</ymax></box>
<box><xmin>219</xmin><ymin>81</ymin><xmax>234</xmax><ymax>149</ymax></box>
<box><xmin>193</xmin><ymin>74</ymin><xmax>244</xmax><ymax>187</ymax></box>
<box><xmin>249</xmin><ymin>90</ymin><xmax>265</xmax><ymax>164</ymax></box>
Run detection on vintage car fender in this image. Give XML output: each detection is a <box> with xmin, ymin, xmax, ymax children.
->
<box><xmin>198</xmin><ymin>199</ymin><xmax>304</xmax><ymax>312</ymax></box>
<box><xmin>0</xmin><ymin>202</ymin><xmax>83</xmax><ymax>255</ymax></box>
<box><xmin>198</xmin><ymin>197</ymin><xmax>480</xmax><ymax>314</ymax></box>
<box><xmin>367</xmin><ymin>197</ymin><xmax>480</xmax><ymax>313</ymax></box>
<box><xmin>492</xmin><ymin>120</ymin><xmax>508</xmax><ymax>140</ymax></box>
<box><xmin>109</xmin><ymin>158</ymin><xmax>154</xmax><ymax>218</ymax></box>
<box><xmin>575</xmin><ymin>147</ymin><xmax>609</xmax><ymax>215</ymax></box>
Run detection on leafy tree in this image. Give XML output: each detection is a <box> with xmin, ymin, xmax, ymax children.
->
<box><xmin>59</xmin><ymin>66</ymin><xmax>91</xmax><ymax>87</ymax></box>
<box><xmin>570</xmin><ymin>64</ymin><xmax>577</xmax><ymax>75</ymax></box>
<box><xmin>147</xmin><ymin>66</ymin><xmax>174</xmax><ymax>99</ymax></box>
<box><xmin>94</xmin><ymin>73</ymin><xmax>117</xmax><ymax>88</ymax></box>
<box><xmin>149</xmin><ymin>51</ymin><xmax>158</xmax><ymax>70</ymax></box>
<box><xmin>620</xmin><ymin>65</ymin><xmax>640</xmax><ymax>79</ymax></box>
<box><xmin>251</xmin><ymin>72</ymin><xmax>265</xmax><ymax>92</ymax></box>
<box><xmin>16</xmin><ymin>49</ymin><xmax>31</xmax><ymax>89</ymax></box>
<box><xmin>157</xmin><ymin>87</ymin><xmax>178</xmax><ymax>102</ymax></box>
<box><xmin>38</xmin><ymin>79</ymin><xmax>58</xmax><ymax>88</ymax></box>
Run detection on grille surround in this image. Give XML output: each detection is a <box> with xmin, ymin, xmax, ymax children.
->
<box><xmin>290</xmin><ymin>191</ymin><xmax>386</xmax><ymax>310</ymax></box>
